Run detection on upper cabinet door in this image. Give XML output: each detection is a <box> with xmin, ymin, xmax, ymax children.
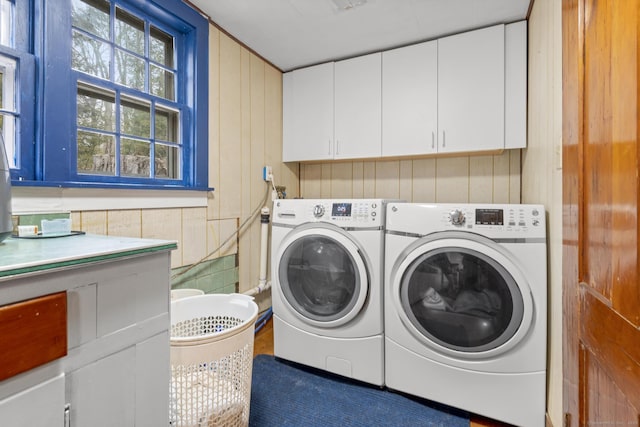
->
<box><xmin>505</xmin><ymin>21</ymin><xmax>527</xmax><ymax>149</ymax></box>
<box><xmin>334</xmin><ymin>53</ymin><xmax>382</xmax><ymax>159</ymax></box>
<box><xmin>282</xmin><ymin>62</ymin><xmax>335</xmax><ymax>162</ymax></box>
<box><xmin>382</xmin><ymin>41</ymin><xmax>438</xmax><ymax>157</ymax></box>
<box><xmin>437</xmin><ymin>24</ymin><xmax>505</xmax><ymax>154</ymax></box>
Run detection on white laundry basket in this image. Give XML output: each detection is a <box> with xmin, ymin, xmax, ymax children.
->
<box><xmin>169</xmin><ymin>293</ymin><xmax>259</xmax><ymax>427</ymax></box>
<box><xmin>171</xmin><ymin>288</ymin><xmax>205</xmax><ymax>301</ymax></box>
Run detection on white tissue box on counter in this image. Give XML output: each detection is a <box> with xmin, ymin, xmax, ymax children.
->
<box><xmin>41</xmin><ymin>219</ymin><xmax>72</xmax><ymax>236</ymax></box>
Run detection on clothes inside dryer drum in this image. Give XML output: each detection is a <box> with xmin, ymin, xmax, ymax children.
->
<box><xmin>279</xmin><ymin>235</ymin><xmax>361</xmax><ymax>322</ymax></box>
<box><xmin>400</xmin><ymin>247</ymin><xmax>524</xmax><ymax>352</ymax></box>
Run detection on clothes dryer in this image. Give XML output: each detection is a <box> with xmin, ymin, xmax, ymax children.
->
<box><xmin>271</xmin><ymin>199</ymin><xmax>391</xmax><ymax>386</ymax></box>
<box><xmin>384</xmin><ymin>203</ymin><xmax>547</xmax><ymax>427</ymax></box>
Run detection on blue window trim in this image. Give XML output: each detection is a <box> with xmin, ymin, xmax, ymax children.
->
<box><xmin>12</xmin><ymin>0</ymin><xmax>209</xmax><ymax>191</ymax></box>
<box><xmin>2</xmin><ymin>0</ymin><xmax>36</xmax><ymax>182</ymax></box>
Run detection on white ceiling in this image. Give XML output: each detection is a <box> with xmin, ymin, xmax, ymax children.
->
<box><xmin>187</xmin><ymin>0</ymin><xmax>531</xmax><ymax>72</ymax></box>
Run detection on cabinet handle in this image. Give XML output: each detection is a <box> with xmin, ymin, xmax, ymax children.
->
<box><xmin>442</xmin><ymin>130</ymin><xmax>446</xmax><ymax>148</ymax></box>
<box><xmin>431</xmin><ymin>132</ymin><xmax>435</xmax><ymax>149</ymax></box>
<box><xmin>64</xmin><ymin>403</ymin><xmax>71</xmax><ymax>427</ymax></box>
<box><xmin>328</xmin><ymin>139</ymin><xmax>332</xmax><ymax>156</ymax></box>
<box><xmin>336</xmin><ymin>140</ymin><xmax>340</xmax><ymax>156</ymax></box>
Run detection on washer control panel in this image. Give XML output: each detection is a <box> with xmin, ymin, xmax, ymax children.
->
<box><xmin>446</xmin><ymin>206</ymin><xmax>543</xmax><ymax>231</ymax></box>
<box><xmin>274</xmin><ymin>199</ymin><xmax>391</xmax><ymax>227</ymax></box>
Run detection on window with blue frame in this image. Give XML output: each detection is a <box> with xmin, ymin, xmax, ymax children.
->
<box><xmin>6</xmin><ymin>0</ymin><xmax>208</xmax><ymax>190</ymax></box>
<box><xmin>0</xmin><ymin>0</ymin><xmax>36</xmax><ymax>178</ymax></box>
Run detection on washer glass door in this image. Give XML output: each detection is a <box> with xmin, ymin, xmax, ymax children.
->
<box><xmin>279</xmin><ymin>233</ymin><xmax>366</xmax><ymax>325</ymax></box>
<box><xmin>399</xmin><ymin>246</ymin><xmax>524</xmax><ymax>353</ymax></box>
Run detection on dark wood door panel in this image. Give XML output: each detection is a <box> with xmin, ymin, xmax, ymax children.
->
<box><xmin>580</xmin><ymin>287</ymin><xmax>640</xmax><ymax>412</ymax></box>
<box><xmin>583</xmin><ymin>0</ymin><xmax>614</xmax><ymax>302</ymax></box>
<box><xmin>583</xmin><ymin>0</ymin><xmax>640</xmax><ymax>324</ymax></box>
<box><xmin>564</xmin><ymin>0</ymin><xmax>640</xmax><ymax>424</ymax></box>
<box><xmin>580</xmin><ymin>345</ymin><xmax>639</xmax><ymax>426</ymax></box>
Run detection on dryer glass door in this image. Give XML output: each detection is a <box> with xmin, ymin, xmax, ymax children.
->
<box><xmin>399</xmin><ymin>247</ymin><xmax>524</xmax><ymax>352</ymax></box>
<box><xmin>279</xmin><ymin>234</ymin><xmax>363</xmax><ymax>323</ymax></box>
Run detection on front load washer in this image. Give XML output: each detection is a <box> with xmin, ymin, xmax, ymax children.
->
<box><xmin>271</xmin><ymin>198</ymin><xmax>392</xmax><ymax>386</ymax></box>
<box><xmin>384</xmin><ymin>203</ymin><xmax>547</xmax><ymax>427</ymax></box>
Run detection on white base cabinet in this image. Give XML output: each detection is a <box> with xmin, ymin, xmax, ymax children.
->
<box><xmin>0</xmin><ymin>374</ymin><xmax>65</xmax><ymax>427</ymax></box>
<box><xmin>0</xmin><ymin>240</ymin><xmax>173</xmax><ymax>427</ymax></box>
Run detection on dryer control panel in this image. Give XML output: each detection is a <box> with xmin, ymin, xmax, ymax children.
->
<box><xmin>386</xmin><ymin>203</ymin><xmax>546</xmax><ymax>239</ymax></box>
<box><xmin>446</xmin><ymin>206</ymin><xmax>544</xmax><ymax>233</ymax></box>
<box><xmin>312</xmin><ymin>200</ymin><xmax>381</xmax><ymax>225</ymax></box>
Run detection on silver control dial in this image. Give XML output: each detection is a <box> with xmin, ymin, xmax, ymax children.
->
<box><xmin>313</xmin><ymin>204</ymin><xmax>325</xmax><ymax>218</ymax></box>
<box><xmin>449</xmin><ymin>209</ymin><xmax>466</xmax><ymax>226</ymax></box>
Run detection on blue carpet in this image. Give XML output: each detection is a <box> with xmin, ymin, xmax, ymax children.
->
<box><xmin>249</xmin><ymin>355</ymin><xmax>469</xmax><ymax>427</ymax></box>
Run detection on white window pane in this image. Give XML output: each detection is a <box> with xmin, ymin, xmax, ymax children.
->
<box><xmin>155</xmin><ymin>143</ymin><xmax>179</xmax><ymax>179</ymax></box>
<box><xmin>150</xmin><ymin>64</ymin><xmax>174</xmax><ymax>101</ymax></box>
<box><xmin>115</xmin><ymin>48</ymin><xmax>145</xmax><ymax>91</ymax></box>
<box><xmin>72</xmin><ymin>0</ymin><xmax>110</xmax><ymax>40</ymax></box>
<box><xmin>77</xmin><ymin>130</ymin><xmax>115</xmax><ymax>175</ymax></box>
<box><xmin>0</xmin><ymin>55</ymin><xmax>16</xmax><ymax>111</ymax></box>
<box><xmin>120</xmin><ymin>96</ymin><xmax>150</xmax><ymax>138</ymax></box>
<box><xmin>115</xmin><ymin>7</ymin><xmax>144</xmax><ymax>55</ymax></box>
<box><xmin>121</xmin><ymin>137</ymin><xmax>150</xmax><ymax>177</ymax></box>
<box><xmin>0</xmin><ymin>55</ymin><xmax>16</xmax><ymax>169</ymax></box>
<box><xmin>150</xmin><ymin>26</ymin><xmax>173</xmax><ymax>68</ymax></box>
<box><xmin>154</xmin><ymin>106</ymin><xmax>179</xmax><ymax>143</ymax></box>
<box><xmin>0</xmin><ymin>114</ymin><xmax>15</xmax><ymax>168</ymax></box>
<box><xmin>0</xmin><ymin>0</ymin><xmax>12</xmax><ymax>48</ymax></box>
<box><xmin>77</xmin><ymin>83</ymin><xmax>116</xmax><ymax>132</ymax></box>
<box><xmin>72</xmin><ymin>30</ymin><xmax>110</xmax><ymax>79</ymax></box>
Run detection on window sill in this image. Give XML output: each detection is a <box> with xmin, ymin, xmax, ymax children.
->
<box><xmin>11</xmin><ymin>185</ymin><xmax>211</xmax><ymax>212</ymax></box>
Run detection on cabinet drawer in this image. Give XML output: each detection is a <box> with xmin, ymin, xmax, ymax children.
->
<box><xmin>0</xmin><ymin>292</ymin><xmax>67</xmax><ymax>381</ymax></box>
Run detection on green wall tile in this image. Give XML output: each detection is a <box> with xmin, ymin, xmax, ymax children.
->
<box><xmin>170</xmin><ymin>255</ymin><xmax>237</xmax><ymax>294</ymax></box>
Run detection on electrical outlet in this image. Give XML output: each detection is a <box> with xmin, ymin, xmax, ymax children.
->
<box><xmin>262</xmin><ymin>166</ymin><xmax>273</xmax><ymax>182</ymax></box>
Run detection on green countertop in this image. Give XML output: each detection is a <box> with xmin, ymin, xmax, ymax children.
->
<box><xmin>0</xmin><ymin>233</ymin><xmax>177</xmax><ymax>279</ymax></box>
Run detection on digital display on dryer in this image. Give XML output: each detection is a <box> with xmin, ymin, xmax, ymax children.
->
<box><xmin>332</xmin><ymin>203</ymin><xmax>352</xmax><ymax>217</ymax></box>
<box><xmin>475</xmin><ymin>209</ymin><xmax>504</xmax><ymax>225</ymax></box>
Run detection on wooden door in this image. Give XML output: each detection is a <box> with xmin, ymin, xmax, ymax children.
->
<box><xmin>563</xmin><ymin>0</ymin><xmax>640</xmax><ymax>426</ymax></box>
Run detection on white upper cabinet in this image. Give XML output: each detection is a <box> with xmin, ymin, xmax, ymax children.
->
<box><xmin>283</xmin><ymin>54</ymin><xmax>382</xmax><ymax>162</ymax></box>
<box><xmin>282</xmin><ymin>21</ymin><xmax>527</xmax><ymax>162</ymax></box>
<box><xmin>437</xmin><ymin>24</ymin><xmax>505</xmax><ymax>154</ymax></box>
<box><xmin>505</xmin><ymin>20</ymin><xmax>527</xmax><ymax>149</ymax></box>
<box><xmin>334</xmin><ymin>52</ymin><xmax>382</xmax><ymax>159</ymax></box>
<box><xmin>382</xmin><ymin>41</ymin><xmax>438</xmax><ymax>157</ymax></box>
<box><xmin>283</xmin><ymin>62</ymin><xmax>335</xmax><ymax>162</ymax></box>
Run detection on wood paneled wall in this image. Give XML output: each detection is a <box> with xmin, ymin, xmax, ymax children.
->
<box><xmin>299</xmin><ymin>152</ymin><xmax>521</xmax><ymax>202</ymax></box>
<box><xmin>208</xmin><ymin>26</ymin><xmax>297</xmax><ymax>297</ymax></box>
<box><xmin>523</xmin><ymin>0</ymin><xmax>563</xmax><ymax>425</ymax></box>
